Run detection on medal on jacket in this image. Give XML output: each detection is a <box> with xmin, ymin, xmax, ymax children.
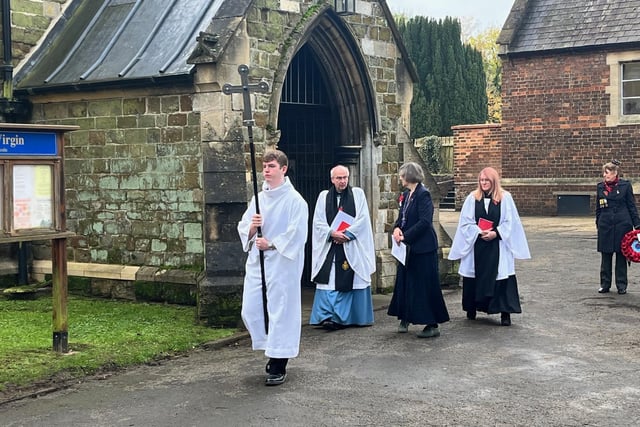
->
<box><xmin>342</xmin><ymin>261</ymin><xmax>350</xmax><ymax>271</ymax></box>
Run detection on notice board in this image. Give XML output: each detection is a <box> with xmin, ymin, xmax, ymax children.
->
<box><xmin>0</xmin><ymin>124</ymin><xmax>77</xmax><ymax>243</ymax></box>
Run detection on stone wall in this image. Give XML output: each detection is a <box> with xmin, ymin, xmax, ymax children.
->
<box><xmin>238</xmin><ymin>0</ymin><xmax>415</xmax><ymax>292</ymax></box>
<box><xmin>1</xmin><ymin>0</ymin><xmax>68</xmax><ymax>65</ymax></box>
<box><xmin>348</xmin><ymin>1</ymin><xmax>415</xmax><ymax>291</ymax></box>
<box><xmin>28</xmin><ymin>90</ymin><xmax>205</xmax><ymax>269</ymax></box>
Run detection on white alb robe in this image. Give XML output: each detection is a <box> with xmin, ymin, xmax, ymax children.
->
<box><xmin>311</xmin><ymin>187</ymin><xmax>376</xmax><ymax>290</ymax></box>
<box><xmin>237</xmin><ymin>177</ymin><xmax>308</xmax><ymax>359</ymax></box>
<box><xmin>448</xmin><ymin>190</ymin><xmax>531</xmax><ymax>279</ymax></box>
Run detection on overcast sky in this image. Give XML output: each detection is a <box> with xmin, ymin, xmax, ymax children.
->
<box><xmin>385</xmin><ymin>0</ymin><xmax>515</xmax><ymax>34</ymax></box>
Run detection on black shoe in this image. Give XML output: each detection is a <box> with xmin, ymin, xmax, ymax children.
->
<box><xmin>618</xmin><ymin>289</ymin><xmax>627</xmax><ymax>295</ymax></box>
<box><xmin>321</xmin><ymin>320</ymin><xmax>343</xmax><ymax>331</ymax></box>
<box><xmin>265</xmin><ymin>372</ymin><xmax>287</xmax><ymax>386</ymax></box>
<box><xmin>466</xmin><ymin>310</ymin><xmax>476</xmax><ymax>320</ymax></box>
<box><xmin>500</xmin><ymin>312</ymin><xmax>511</xmax><ymax>326</ymax></box>
<box><xmin>598</xmin><ymin>287</ymin><xmax>610</xmax><ymax>293</ymax></box>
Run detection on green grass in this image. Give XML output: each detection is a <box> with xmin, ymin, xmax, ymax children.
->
<box><xmin>0</xmin><ymin>295</ymin><xmax>235</xmax><ymax>393</ymax></box>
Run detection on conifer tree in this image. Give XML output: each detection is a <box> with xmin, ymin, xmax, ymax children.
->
<box><xmin>398</xmin><ymin>16</ymin><xmax>488</xmax><ymax>137</ymax></box>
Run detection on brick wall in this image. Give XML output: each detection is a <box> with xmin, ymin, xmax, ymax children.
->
<box><xmin>501</xmin><ymin>51</ymin><xmax>619</xmax><ymax>180</ymax></box>
<box><xmin>454</xmin><ymin>49</ymin><xmax>640</xmax><ymax>215</ymax></box>
<box><xmin>507</xmin><ymin>184</ymin><xmax>596</xmax><ymax>217</ymax></box>
<box><xmin>452</xmin><ymin>124</ymin><xmax>502</xmax><ymax>207</ymax></box>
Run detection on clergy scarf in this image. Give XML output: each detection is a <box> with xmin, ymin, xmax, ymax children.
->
<box><xmin>313</xmin><ymin>185</ymin><xmax>356</xmax><ymax>291</ymax></box>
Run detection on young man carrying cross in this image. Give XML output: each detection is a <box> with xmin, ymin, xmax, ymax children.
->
<box><xmin>237</xmin><ymin>149</ymin><xmax>308</xmax><ymax>386</ymax></box>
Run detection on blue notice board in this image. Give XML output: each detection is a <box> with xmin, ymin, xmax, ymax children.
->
<box><xmin>0</xmin><ymin>131</ymin><xmax>58</xmax><ymax>156</ymax></box>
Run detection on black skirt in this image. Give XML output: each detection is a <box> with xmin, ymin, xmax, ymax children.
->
<box><xmin>462</xmin><ymin>275</ymin><xmax>522</xmax><ymax>314</ymax></box>
<box><xmin>387</xmin><ymin>250</ymin><xmax>450</xmax><ymax>325</ymax></box>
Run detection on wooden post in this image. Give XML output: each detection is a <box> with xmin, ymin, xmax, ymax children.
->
<box><xmin>53</xmin><ymin>135</ymin><xmax>69</xmax><ymax>353</ymax></box>
<box><xmin>51</xmin><ymin>237</ymin><xmax>68</xmax><ymax>352</ymax></box>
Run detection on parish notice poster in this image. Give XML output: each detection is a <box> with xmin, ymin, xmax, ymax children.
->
<box><xmin>13</xmin><ymin>164</ymin><xmax>54</xmax><ymax>229</ymax></box>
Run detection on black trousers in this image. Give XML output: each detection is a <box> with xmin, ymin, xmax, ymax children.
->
<box><xmin>600</xmin><ymin>251</ymin><xmax>627</xmax><ymax>291</ymax></box>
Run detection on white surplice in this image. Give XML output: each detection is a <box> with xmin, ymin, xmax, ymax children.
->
<box><xmin>311</xmin><ymin>187</ymin><xmax>376</xmax><ymax>290</ymax></box>
<box><xmin>237</xmin><ymin>177</ymin><xmax>308</xmax><ymax>359</ymax></box>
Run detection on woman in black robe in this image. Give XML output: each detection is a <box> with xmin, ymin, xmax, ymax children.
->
<box><xmin>448</xmin><ymin>167</ymin><xmax>531</xmax><ymax>327</ymax></box>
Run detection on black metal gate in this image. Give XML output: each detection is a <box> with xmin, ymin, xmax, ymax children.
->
<box><xmin>277</xmin><ymin>45</ymin><xmax>340</xmax><ymax>286</ymax></box>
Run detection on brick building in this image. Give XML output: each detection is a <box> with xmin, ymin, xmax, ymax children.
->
<box><xmin>0</xmin><ymin>0</ymin><xmax>458</xmax><ymax>325</ymax></box>
<box><xmin>453</xmin><ymin>0</ymin><xmax>640</xmax><ymax>216</ymax></box>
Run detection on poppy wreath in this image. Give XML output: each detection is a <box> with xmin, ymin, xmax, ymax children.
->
<box><xmin>621</xmin><ymin>229</ymin><xmax>640</xmax><ymax>262</ymax></box>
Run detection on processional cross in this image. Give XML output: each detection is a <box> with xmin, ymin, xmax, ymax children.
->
<box><xmin>223</xmin><ymin>65</ymin><xmax>270</xmax><ymax>334</ymax></box>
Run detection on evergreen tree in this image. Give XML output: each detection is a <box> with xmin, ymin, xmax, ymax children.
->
<box><xmin>399</xmin><ymin>16</ymin><xmax>488</xmax><ymax>137</ymax></box>
<box><xmin>467</xmin><ymin>27</ymin><xmax>503</xmax><ymax>123</ymax></box>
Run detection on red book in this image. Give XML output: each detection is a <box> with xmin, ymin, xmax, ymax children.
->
<box><xmin>478</xmin><ymin>218</ymin><xmax>494</xmax><ymax>231</ymax></box>
<box><xmin>336</xmin><ymin>221</ymin><xmax>351</xmax><ymax>232</ymax></box>
<box><xmin>330</xmin><ymin>210</ymin><xmax>355</xmax><ymax>232</ymax></box>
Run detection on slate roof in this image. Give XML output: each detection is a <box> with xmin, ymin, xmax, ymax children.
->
<box><xmin>497</xmin><ymin>0</ymin><xmax>640</xmax><ymax>55</ymax></box>
<box><xmin>15</xmin><ymin>0</ymin><xmax>417</xmax><ymax>93</ymax></box>
<box><xmin>15</xmin><ymin>0</ymin><xmax>251</xmax><ymax>93</ymax></box>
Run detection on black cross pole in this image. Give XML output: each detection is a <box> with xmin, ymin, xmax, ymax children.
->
<box><xmin>223</xmin><ymin>64</ymin><xmax>270</xmax><ymax>334</ymax></box>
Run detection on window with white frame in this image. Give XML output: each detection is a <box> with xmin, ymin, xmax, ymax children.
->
<box><xmin>622</xmin><ymin>62</ymin><xmax>640</xmax><ymax>115</ymax></box>
<box><xmin>606</xmin><ymin>52</ymin><xmax>640</xmax><ymax>126</ymax></box>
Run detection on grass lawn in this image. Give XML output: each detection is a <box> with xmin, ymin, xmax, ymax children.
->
<box><xmin>0</xmin><ymin>295</ymin><xmax>236</xmax><ymax>396</ymax></box>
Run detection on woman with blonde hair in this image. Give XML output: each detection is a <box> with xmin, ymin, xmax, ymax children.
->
<box><xmin>596</xmin><ymin>160</ymin><xmax>640</xmax><ymax>295</ymax></box>
<box><xmin>448</xmin><ymin>167</ymin><xmax>530</xmax><ymax>326</ymax></box>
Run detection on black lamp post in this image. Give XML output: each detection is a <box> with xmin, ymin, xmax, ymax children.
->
<box><xmin>334</xmin><ymin>0</ymin><xmax>356</xmax><ymax>16</ymax></box>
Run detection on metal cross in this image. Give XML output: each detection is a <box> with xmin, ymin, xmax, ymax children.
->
<box><xmin>222</xmin><ymin>64</ymin><xmax>270</xmax><ymax>126</ymax></box>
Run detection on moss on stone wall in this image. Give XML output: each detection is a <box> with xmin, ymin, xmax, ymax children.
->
<box><xmin>203</xmin><ymin>293</ymin><xmax>242</xmax><ymax>328</ymax></box>
<box><xmin>68</xmin><ymin>276</ymin><xmax>92</xmax><ymax>295</ymax></box>
<box><xmin>134</xmin><ymin>281</ymin><xmax>197</xmax><ymax>306</ymax></box>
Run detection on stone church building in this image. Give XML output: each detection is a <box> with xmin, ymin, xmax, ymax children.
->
<box><xmin>1</xmin><ymin>0</ymin><xmax>454</xmax><ymax>325</ymax></box>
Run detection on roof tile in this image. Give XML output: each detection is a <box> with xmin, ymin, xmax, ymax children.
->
<box><xmin>499</xmin><ymin>0</ymin><xmax>640</xmax><ymax>55</ymax></box>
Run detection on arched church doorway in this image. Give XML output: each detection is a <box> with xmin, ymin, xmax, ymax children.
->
<box><xmin>275</xmin><ymin>11</ymin><xmax>379</xmax><ymax>287</ymax></box>
<box><xmin>277</xmin><ymin>44</ymin><xmax>340</xmax><ymax>286</ymax></box>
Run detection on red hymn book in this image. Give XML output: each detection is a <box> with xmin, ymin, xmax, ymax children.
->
<box><xmin>478</xmin><ymin>218</ymin><xmax>494</xmax><ymax>231</ymax></box>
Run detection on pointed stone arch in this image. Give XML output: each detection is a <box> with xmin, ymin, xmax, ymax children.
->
<box><xmin>268</xmin><ymin>7</ymin><xmax>379</xmax><ymax>185</ymax></box>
